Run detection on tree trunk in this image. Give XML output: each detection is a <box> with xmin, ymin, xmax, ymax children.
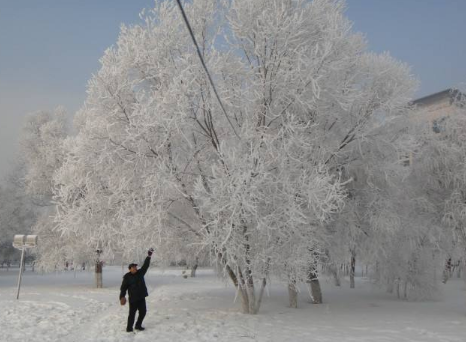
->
<box><xmin>246</xmin><ymin>284</ymin><xmax>256</xmax><ymax>314</ymax></box>
<box><xmin>238</xmin><ymin>266</ymin><xmax>255</xmax><ymax>314</ymax></box>
<box><xmin>306</xmin><ymin>266</ymin><xmax>322</xmax><ymax>304</ymax></box>
<box><xmin>333</xmin><ymin>271</ymin><xmax>341</xmax><ymax>286</ymax></box>
<box><xmin>255</xmin><ymin>278</ymin><xmax>267</xmax><ymax>313</ymax></box>
<box><xmin>387</xmin><ymin>280</ymin><xmax>394</xmax><ymax>294</ymax></box>
<box><xmin>350</xmin><ymin>253</ymin><xmax>356</xmax><ymax>289</ymax></box>
<box><xmin>217</xmin><ymin>254</ymin><xmax>249</xmax><ymax>313</ymax></box>
<box><xmin>221</xmin><ymin>260</ymin><xmax>252</xmax><ymax>314</ymax></box>
<box><xmin>442</xmin><ymin>258</ymin><xmax>452</xmax><ymax>284</ymax></box>
<box><xmin>190</xmin><ymin>264</ymin><xmax>198</xmax><ymax>277</ymax></box>
<box><xmin>329</xmin><ymin>263</ymin><xmax>340</xmax><ymax>286</ymax></box>
<box><xmin>238</xmin><ymin>287</ymin><xmax>250</xmax><ymax>314</ymax></box>
<box><xmin>403</xmin><ymin>280</ymin><xmax>408</xmax><ymax>300</ymax></box>
<box><xmin>95</xmin><ymin>261</ymin><xmax>103</xmax><ymax>288</ymax></box>
<box><xmin>288</xmin><ymin>281</ymin><xmax>298</xmax><ymax>308</ymax></box>
<box><xmin>309</xmin><ymin>279</ymin><xmax>322</xmax><ymax>304</ymax></box>
<box><xmin>217</xmin><ymin>252</ymin><xmax>268</xmax><ymax>314</ymax></box>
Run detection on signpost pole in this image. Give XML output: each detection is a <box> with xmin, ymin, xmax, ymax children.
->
<box><xmin>16</xmin><ymin>246</ymin><xmax>26</xmax><ymax>300</ymax></box>
<box><xmin>13</xmin><ymin>234</ymin><xmax>37</xmax><ymax>300</ymax></box>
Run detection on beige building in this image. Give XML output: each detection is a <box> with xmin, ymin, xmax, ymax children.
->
<box><xmin>400</xmin><ymin>89</ymin><xmax>463</xmax><ymax>166</ymax></box>
<box><xmin>410</xmin><ymin>88</ymin><xmax>463</xmax><ymax>132</ymax></box>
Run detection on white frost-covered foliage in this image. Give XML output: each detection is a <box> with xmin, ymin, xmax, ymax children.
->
<box><xmin>367</xmin><ymin>189</ymin><xmax>444</xmax><ymax>300</ymax></box>
<box><xmin>20</xmin><ymin>108</ymin><xmax>68</xmax><ymax>202</ymax></box>
<box><xmin>18</xmin><ymin>109</ymin><xmax>79</xmax><ymax>270</ymax></box>
<box><xmin>411</xmin><ymin>89</ymin><xmax>466</xmax><ymax>274</ymax></box>
<box><xmin>52</xmin><ymin>0</ymin><xmax>415</xmax><ymax>312</ymax></box>
<box><xmin>353</xmin><ymin>89</ymin><xmax>466</xmax><ymax>300</ymax></box>
<box><xmin>0</xmin><ymin>167</ymin><xmax>36</xmax><ymax>262</ymax></box>
<box><xmin>319</xmin><ymin>108</ymin><xmax>448</xmax><ymax>300</ymax></box>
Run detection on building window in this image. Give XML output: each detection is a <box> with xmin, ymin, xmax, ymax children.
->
<box><xmin>432</xmin><ymin>117</ymin><xmax>446</xmax><ymax>133</ymax></box>
<box><xmin>401</xmin><ymin>154</ymin><xmax>411</xmax><ymax>167</ymax></box>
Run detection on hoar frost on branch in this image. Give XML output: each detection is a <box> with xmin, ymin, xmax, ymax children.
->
<box><xmin>20</xmin><ymin>108</ymin><xmax>67</xmax><ymax>203</ymax></box>
<box><xmin>51</xmin><ymin>0</ymin><xmax>416</xmax><ymax>313</ymax></box>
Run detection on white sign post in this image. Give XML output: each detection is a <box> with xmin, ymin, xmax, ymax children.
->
<box><xmin>12</xmin><ymin>234</ymin><xmax>38</xmax><ymax>300</ymax></box>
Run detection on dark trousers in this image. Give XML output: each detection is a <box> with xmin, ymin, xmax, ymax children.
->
<box><xmin>127</xmin><ymin>298</ymin><xmax>147</xmax><ymax>330</ymax></box>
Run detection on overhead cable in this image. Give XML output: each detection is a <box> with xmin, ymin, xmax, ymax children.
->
<box><xmin>175</xmin><ymin>0</ymin><xmax>240</xmax><ymax>139</ymax></box>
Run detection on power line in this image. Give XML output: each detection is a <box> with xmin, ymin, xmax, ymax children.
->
<box><xmin>175</xmin><ymin>0</ymin><xmax>240</xmax><ymax>140</ymax></box>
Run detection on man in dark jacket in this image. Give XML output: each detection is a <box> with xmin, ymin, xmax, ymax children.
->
<box><xmin>120</xmin><ymin>248</ymin><xmax>154</xmax><ymax>332</ymax></box>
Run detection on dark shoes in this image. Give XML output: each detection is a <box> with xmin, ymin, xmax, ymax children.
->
<box><xmin>127</xmin><ymin>326</ymin><xmax>145</xmax><ymax>332</ymax></box>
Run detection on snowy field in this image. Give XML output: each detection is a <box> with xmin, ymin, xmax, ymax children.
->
<box><xmin>0</xmin><ymin>266</ymin><xmax>465</xmax><ymax>342</ymax></box>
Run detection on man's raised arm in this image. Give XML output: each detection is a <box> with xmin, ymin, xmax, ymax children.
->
<box><xmin>140</xmin><ymin>248</ymin><xmax>154</xmax><ymax>275</ymax></box>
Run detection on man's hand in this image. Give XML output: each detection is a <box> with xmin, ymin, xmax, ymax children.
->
<box><xmin>148</xmin><ymin>248</ymin><xmax>154</xmax><ymax>257</ymax></box>
<box><xmin>120</xmin><ymin>297</ymin><xmax>126</xmax><ymax>306</ymax></box>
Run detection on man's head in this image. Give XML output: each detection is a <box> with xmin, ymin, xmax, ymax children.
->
<box><xmin>128</xmin><ymin>263</ymin><xmax>138</xmax><ymax>274</ymax></box>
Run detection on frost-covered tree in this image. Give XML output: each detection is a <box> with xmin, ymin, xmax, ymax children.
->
<box><xmin>323</xmin><ymin>117</ymin><xmax>415</xmax><ymax>291</ymax></box>
<box><xmin>52</xmin><ymin>0</ymin><xmax>416</xmax><ymax>313</ymax></box>
<box><xmin>0</xmin><ymin>166</ymin><xmax>36</xmax><ymax>267</ymax></box>
<box><xmin>16</xmin><ymin>109</ymin><xmax>99</xmax><ymax>276</ymax></box>
<box><xmin>365</xmin><ymin>181</ymin><xmax>444</xmax><ymax>300</ymax></box>
<box><xmin>342</xmin><ymin>94</ymin><xmax>465</xmax><ymax>300</ymax></box>
<box><xmin>410</xmin><ymin>89</ymin><xmax>466</xmax><ymax>286</ymax></box>
<box><xmin>20</xmin><ymin>108</ymin><xmax>68</xmax><ymax>204</ymax></box>
<box><xmin>18</xmin><ymin>109</ymin><xmax>68</xmax><ymax>268</ymax></box>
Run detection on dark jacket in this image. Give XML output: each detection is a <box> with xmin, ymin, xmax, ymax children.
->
<box><xmin>119</xmin><ymin>256</ymin><xmax>151</xmax><ymax>303</ymax></box>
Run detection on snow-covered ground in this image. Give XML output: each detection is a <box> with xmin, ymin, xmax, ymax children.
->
<box><xmin>0</xmin><ymin>266</ymin><xmax>465</xmax><ymax>342</ymax></box>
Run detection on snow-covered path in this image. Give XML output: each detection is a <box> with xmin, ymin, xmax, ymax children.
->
<box><xmin>0</xmin><ymin>266</ymin><xmax>465</xmax><ymax>341</ymax></box>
